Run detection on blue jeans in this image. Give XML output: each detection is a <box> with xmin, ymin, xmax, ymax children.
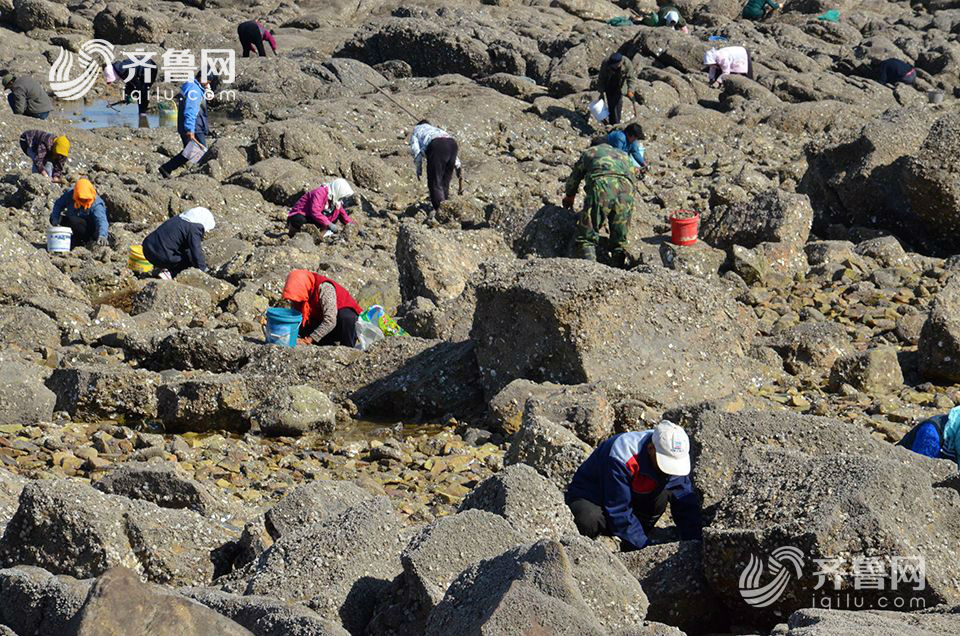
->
<box><xmin>7</xmin><ymin>93</ymin><xmax>49</xmax><ymax>119</ymax></box>
<box><xmin>160</xmin><ymin>130</ymin><xmax>207</xmax><ymax>174</ymax></box>
<box><xmin>27</xmin><ymin>148</ymin><xmax>52</xmax><ymax>176</ymax></box>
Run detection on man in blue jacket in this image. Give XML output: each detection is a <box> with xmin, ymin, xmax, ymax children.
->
<box><xmin>565</xmin><ymin>421</ymin><xmax>702</xmax><ymax>551</ymax></box>
<box><xmin>159</xmin><ymin>72</ymin><xmax>217</xmax><ymax>178</ymax></box>
<box><xmin>607</xmin><ymin>123</ymin><xmax>646</xmax><ymax>171</ymax></box>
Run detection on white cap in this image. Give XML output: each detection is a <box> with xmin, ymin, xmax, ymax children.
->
<box><xmin>652</xmin><ymin>420</ymin><xmax>691</xmax><ymax>476</ymax></box>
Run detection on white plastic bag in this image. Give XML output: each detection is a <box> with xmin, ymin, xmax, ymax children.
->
<box><xmin>181</xmin><ymin>140</ymin><xmax>207</xmax><ymax>164</ymax></box>
<box><xmin>355</xmin><ymin>318</ymin><xmax>384</xmax><ymax>351</ymax></box>
<box><xmin>103</xmin><ymin>63</ymin><xmax>118</xmax><ymax>84</ymax></box>
<box><xmin>588</xmin><ymin>98</ymin><xmax>609</xmax><ymax>122</ymax></box>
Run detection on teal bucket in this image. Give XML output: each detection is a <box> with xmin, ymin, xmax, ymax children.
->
<box><xmin>265</xmin><ymin>307</ymin><xmax>302</xmax><ymax>347</ymax></box>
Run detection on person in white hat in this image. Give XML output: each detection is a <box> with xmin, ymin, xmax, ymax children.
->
<box><xmin>565</xmin><ymin>421</ymin><xmax>702</xmax><ymax>551</ymax></box>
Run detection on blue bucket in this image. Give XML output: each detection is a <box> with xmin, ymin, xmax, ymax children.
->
<box><xmin>265</xmin><ymin>307</ymin><xmax>302</xmax><ymax>347</ymax></box>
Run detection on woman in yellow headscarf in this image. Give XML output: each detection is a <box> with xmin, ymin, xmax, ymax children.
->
<box><xmin>19</xmin><ymin>129</ymin><xmax>69</xmax><ymax>183</ymax></box>
<box><xmin>50</xmin><ymin>177</ymin><xmax>109</xmax><ymax>248</ymax></box>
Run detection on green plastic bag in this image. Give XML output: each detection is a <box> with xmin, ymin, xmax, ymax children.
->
<box><xmin>608</xmin><ymin>16</ymin><xmax>634</xmax><ymax>26</ymax></box>
<box><xmin>361</xmin><ymin>305</ymin><xmax>407</xmax><ymax>337</ymax></box>
<box><xmin>817</xmin><ymin>9</ymin><xmax>840</xmax><ymax>21</ymax></box>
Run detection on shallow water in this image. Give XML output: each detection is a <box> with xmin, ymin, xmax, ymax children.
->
<box><xmin>57</xmin><ymin>99</ymin><xmax>174</xmax><ymax>130</ymax></box>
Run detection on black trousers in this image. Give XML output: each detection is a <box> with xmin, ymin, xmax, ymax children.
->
<box><xmin>141</xmin><ymin>241</ymin><xmax>191</xmax><ymax>277</ymax></box>
<box><xmin>238</xmin><ymin>21</ymin><xmax>266</xmax><ymax>57</ymax></box>
<box><xmin>425</xmin><ymin>137</ymin><xmax>458</xmax><ymax>211</ymax></box>
<box><xmin>60</xmin><ymin>215</ymin><xmax>96</xmax><ymax>248</ymax></box>
<box><xmin>161</xmin><ymin>130</ymin><xmax>207</xmax><ymax>175</ymax></box>
<box><xmin>124</xmin><ymin>78</ymin><xmax>151</xmax><ymax>115</ymax></box>
<box><xmin>566</xmin><ymin>489</ymin><xmax>669</xmax><ymax>547</ymax></box>
<box><xmin>317</xmin><ymin>308</ymin><xmax>359</xmax><ymax>347</ymax></box>
<box><xmin>746</xmin><ymin>50</ymin><xmax>754</xmax><ymax>80</ymax></box>
<box><xmin>605</xmin><ymin>87</ymin><xmax>624</xmax><ymax>125</ymax></box>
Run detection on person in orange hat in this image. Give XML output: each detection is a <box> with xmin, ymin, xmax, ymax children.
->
<box><xmin>281</xmin><ymin>270</ymin><xmax>363</xmax><ymax>347</ymax></box>
<box><xmin>49</xmin><ymin>178</ymin><xmax>109</xmax><ymax>248</ymax></box>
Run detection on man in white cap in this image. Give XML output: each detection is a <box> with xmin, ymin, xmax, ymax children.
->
<box><xmin>565</xmin><ymin>421</ymin><xmax>702</xmax><ymax>551</ymax></box>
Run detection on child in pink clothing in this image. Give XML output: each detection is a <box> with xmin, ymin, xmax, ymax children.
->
<box><xmin>287</xmin><ymin>179</ymin><xmax>358</xmax><ymax>237</ymax></box>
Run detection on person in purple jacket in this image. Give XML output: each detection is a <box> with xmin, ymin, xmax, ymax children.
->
<box><xmin>565</xmin><ymin>421</ymin><xmax>702</xmax><ymax>551</ymax></box>
<box><xmin>287</xmin><ymin>179</ymin><xmax>358</xmax><ymax>237</ymax></box>
<box><xmin>237</xmin><ymin>20</ymin><xmax>277</xmax><ymax>58</ymax></box>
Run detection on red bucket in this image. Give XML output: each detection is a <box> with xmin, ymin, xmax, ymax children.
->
<box><xmin>670</xmin><ymin>210</ymin><xmax>700</xmax><ymax>246</ymax></box>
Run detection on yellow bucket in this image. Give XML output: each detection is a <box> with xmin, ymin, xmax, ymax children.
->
<box><xmin>128</xmin><ymin>245</ymin><xmax>153</xmax><ymax>273</ymax></box>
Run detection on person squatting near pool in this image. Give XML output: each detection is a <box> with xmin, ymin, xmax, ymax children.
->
<box><xmin>237</xmin><ymin>20</ymin><xmax>277</xmax><ymax>57</ymax></box>
<box><xmin>898</xmin><ymin>406</ymin><xmax>960</xmax><ymax>470</ymax></box>
<box><xmin>562</xmin><ymin>142</ymin><xmax>638</xmax><ymax>267</ymax></box>
<box><xmin>565</xmin><ymin>422</ymin><xmax>703</xmax><ymax>551</ymax></box>
<box><xmin>704</xmin><ymin>46</ymin><xmax>753</xmax><ymax>87</ymax></box>
<box><xmin>19</xmin><ymin>129</ymin><xmax>68</xmax><ymax>183</ymax></box>
<box><xmin>141</xmin><ymin>207</ymin><xmax>215</xmax><ymax>279</ymax></box>
<box><xmin>159</xmin><ymin>72</ymin><xmax>219</xmax><ymax>178</ymax></box>
<box><xmin>409</xmin><ymin>120</ymin><xmax>463</xmax><ymax>211</ymax></box>
<box><xmin>281</xmin><ymin>270</ymin><xmax>363</xmax><ymax>348</ymax></box>
<box><xmin>50</xmin><ymin>178</ymin><xmax>108</xmax><ymax>249</ymax></box>
<box><xmin>596</xmin><ymin>52</ymin><xmax>639</xmax><ymax>126</ymax></box>
<box><xmin>287</xmin><ymin>179</ymin><xmax>358</xmax><ymax>237</ymax></box>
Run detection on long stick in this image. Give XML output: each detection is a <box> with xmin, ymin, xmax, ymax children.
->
<box><xmin>360</xmin><ymin>75</ymin><xmax>421</xmax><ymax>123</ymax></box>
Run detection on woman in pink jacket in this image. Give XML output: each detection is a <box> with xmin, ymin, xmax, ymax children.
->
<box><xmin>287</xmin><ymin>178</ymin><xmax>358</xmax><ymax>237</ymax></box>
<box><xmin>704</xmin><ymin>46</ymin><xmax>753</xmax><ymax>87</ymax></box>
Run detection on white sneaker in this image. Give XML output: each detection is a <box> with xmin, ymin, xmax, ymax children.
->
<box><xmin>158</xmin><ymin>269</ymin><xmax>172</xmax><ymax>280</ymax></box>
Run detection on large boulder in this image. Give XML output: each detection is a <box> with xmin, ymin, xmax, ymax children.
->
<box><xmin>72</xmin><ymin>567</ymin><xmax>251</xmax><ymax>636</ymax></box>
<box><xmin>424</xmin><ymin>537</ymin><xmax>649</xmax><ymax>636</ymax></box>
<box><xmin>504</xmin><ymin>414</ymin><xmax>591</xmax><ymax>490</ymax></box>
<box><xmin>153</xmin><ymin>328</ymin><xmax>255</xmax><ymax>373</ymax></box>
<box><xmin>249</xmin><ymin>384</ymin><xmax>338</xmax><ymax>437</ymax></box>
<box><xmin>368</xmin><ymin>510</ymin><xmax>525</xmax><ymax>636</ymax></box>
<box><xmin>0</xmin><ymin>480</ymin><xmax>235</xmax><ymax>587</ymax></box>
<box><xmin>131</xmin><ymin>281</ymin><xmax>215</xmax><ymax>320</ymax></box>
<box><xmin>703</xmin><ymin>447</ymin><xmax>960</xmax><ymax>627</ymax></box>
<box><xmin>919</xmin><ymin>275</ymin><xmax>960</xmax><ymax>383</ymax></box>
<box><xmin>781</xmin><ymin>607</ymin><xmax>960</xmax><ymax>636</ymax></box>
<box><xmin>0</xmin><ymin>565</ymin><xmax>91</xmax><ymax>636</ymax></box>
<box><xmin>263</xmin><ymin>480</ymin><xmax>373</xmax><ymax>541</ymax></box>
<box><xmin>701</xmin><ymin>190</ymin><xmax>813</xmax><ymax>250</ymax></box>
<box><xmin>223</xmin><ymin>497</ymin><xmax>405</xmax><ymax>635</ymax></box>
<box><xmin>395</xmin><ymin>223</ymin><xmax>513</xmax><ymax>304</ymax></box>
<box><xmin>620</xmin><ymin>541</ymin><xmax>727</xmax><ymax>635</ymax></box>
<box><xmin>828</xmin><ymin>347</ymin><xmax>904</xmax><ymax>394</ymax></box>
<box><xmin>15</xmin><ymin>0</ymin><xmax>69</xmax><ymax>31</ymax></box>
<box><xmin>0</xmin><ymin>360</ymin><xmax>54</xmax><ymax>425</ymax></box>
<box><xmin>92</xmin><ymin>462</ymin><xmax>227</xmax><ymax>518</ymax></box>
<box><xmin>903</xmin><ymin>112</ymin><xmax>960</xmax><ymax>248</ymax></box>
<box><xmin>771</xmin><ymin>321</ymin><xmax>852</xmax><ymax>377</ymax></box>
<box><xmin>93</xmin><ymin>4</ymin><xmax>169</xmax><ymax>44</ymax></box>
<box><xmin>183</xmin><ymin>588</ymin><xmax>350</xmax><ymax>636</ymax></box>
<box><xmin>458</xmin><ymin>463</ymin><xmax>578</xmax><ymax>541</ymax></box>
<box><xmin>488</xmin><ymin>379</ymin><xmax>615</xmax><ymax>443</ymax></box>
<box><xmin>46</xmin><ymin>365</ymin><xmax>161</xmax><ymax>423</ymax></box>
<box><xmin>470</xmin><ymin>259</ymin><xmax>759</xmax><ymax>406</ymax></box>
<box><xmin>156</xmin><ymin>373</ymin><xmax>254</xmax><ymax>433</ymax></box>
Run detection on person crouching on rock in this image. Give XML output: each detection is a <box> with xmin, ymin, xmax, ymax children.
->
<box><xmin>565</xmin><ymin>421</ymin><xmax>703</xmax><ymax>552</ymax></box>
<box><xmin>741</xmin><ymin>0</ymin><xmax>779</xmax><ymax>20</ymax></box>
<box><xmin>606</xmin><ymin>123</ymin><xmax>647</xmax><ymax>174</ymax></box>
<box><xmin>875</xmin><ymin>58</ymin><xmax>917</xmax><ymax>88</ymax></box>
<box><xmin>704</xmin><ymin>46</ymin><xmax>753</xmax><ymax>88</ymax></box>
<box><xmin>897</xmin><ymin>407</ymin><xmax>960</xmax><ymax>469</ymax></box>
<box><xmin>19</xmin><ymin>129</ymin><xmax>68</xmax><ymax>183</ymax></box>
<box><xmin>142</xmin><ymin>207</ymin><xmax>215</xmax><ymax>280</ymax></box>
<box><xmin>281</xmin><ymin>270</ymin><xmax>363</xmax><ymax>348</ymax></box>
<box><xmin>287</xmin><ymin>179</ymin><xmax>358</xmax><ymax>237</ymax></box>
<box><xmin>50</xmin><ymin>178</ymin><xmax>109</xmax><ymax>249</ymax></box>
<box><xmin>562</xmin><ymin>142</ymin><xmax>638</xmax><ymax>267</ymax></box>
<box><xmin>409</xmin><ymin>120</ymin><xmax>464</xmax><ymax>211</ymax></box>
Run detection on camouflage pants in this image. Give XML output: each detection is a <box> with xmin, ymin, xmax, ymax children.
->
<box><xmin>575</xmin><ymin>175</ymin><xmax>635</xmax><ymax>257</ymax></box>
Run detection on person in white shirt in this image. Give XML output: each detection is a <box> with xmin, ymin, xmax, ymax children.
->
<box><xmin>409</xmin><ymin>120</ymin><xmax>463</xmax><ymax>210</ymax></box>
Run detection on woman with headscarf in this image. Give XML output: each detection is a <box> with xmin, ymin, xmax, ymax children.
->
<box><xmin>287</xmin><ymin>179</ymin><xmax>358</xmax><ymax>237</ymax></box>
<box><xmin>898</xmin><ymin>407</ymin><xmax>960</xmax><ymax>471</ymax></box>
<box><xmin>704</xmin><ymin>46</ymin><xmax>753</xmax><ymax>87</ymax></box>
<box><xmin>281</xmin><ymin>270</ymin><xmax>363</xmax><ymax>347</ymax></box>
<box><xmin>142</xmin><ymin>207</ymin><xmax>215</xmax><ymax>279</ymax></box>
<box><xmin>19</xmin><ymin>129</ymin><xmax>69</xmax><ymax>182</ymax></box>
<box><xmin>237</xmin><ymin>20</ymin><xmax>278</xmax><ymax>58</ymax></box>
<box><xmin>50</xmin><ymin>178</ymin><xmax>109</xmax><ymax>248</ymax></box>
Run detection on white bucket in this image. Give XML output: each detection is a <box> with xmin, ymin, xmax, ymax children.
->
<box><xmin>181</xmin><ymin>140</ymin><xmax>207</xmax><ymax>164</ymax></box>
<box><xmin>589</xmin><ymin>98</ymin><xmax>609</xmax><ymax>122</ymax></box>
<box><xmin>46</xmin><ymin>226</ymin><xmax>72</xmax><ymax>253</ymax></box>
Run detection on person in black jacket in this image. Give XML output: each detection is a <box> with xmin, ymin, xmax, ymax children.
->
<box><xmin>876</xmin><ymin>58</ymin><xmax>916</xmax><ymax>87</ymax></box>
<box><xmin>141</xmin><ymin>207</ymin><xmax>215</xmax><ymax>279</ymax></box>
<box><xmin>107</xmin><ymin>58</ymin><xmax>157</xmax><ymax>116</ymax></box>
